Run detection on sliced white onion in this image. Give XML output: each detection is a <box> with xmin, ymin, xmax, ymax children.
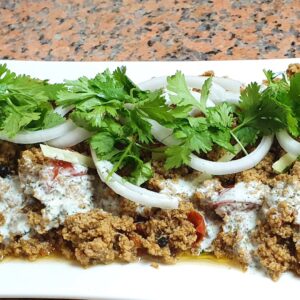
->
<box><xmin>142</xmin><ymin>75</ymin><xmax>270</xmax><ymax>175</ymax></box>
<box><xmin>211</xmin><ymin>77</ymin><xmax>242</xmax><ymax>93</ymax></box>
<box><xmin>149</xmin><ymin>120</ymin><xmax>179</xmax><ymax>146</ymax></box>
<box><xmin>139</xmin><ymin>75</ymin><xmax>241</xmax><ymax>104</ymax></box>
<box><xmin>47</xmin><ymin>127</ymin><xmax>92</xmax><ymax>148</ymax></box>
<box><xmin>150</xmin><ymin>120</ymin><xmax>273</xmax><ymax>175</ymax></box>
<box><xmin>0</xmin><ymin>120</ymin><xmax>76</xmax><ymax>144</ymax></box>
<box><xmin>139</xmin><ymin>76</ymin><xmax>226</xmax><ymax>104</ymax></box>
<box><xmin>41</xmin><ymin>144</ymin><xmax>95</xmax><ymax>168</ymax></box>
<box><xmin>91</xmin><ymin>149</ymin><xmax>179</xmax><ymax>209</ymax></box>
<box><xmin>54</xmin><ymin>105</ymin><xmax>74</xmax><ymax>117</ymax></box>
<box><xmin>276</xmin><ymin>130</ymin><xmax>300</xmax><ymax>156</ymax></box>
<box><xmin>223</xmin><ymin>91</ymin><xmax>241</xmax><ymax>103</ymax></box>
<box><xmin>189</xmin><ymin>135</ymin><xmax>273</xmax><ymax>175</ymax></box>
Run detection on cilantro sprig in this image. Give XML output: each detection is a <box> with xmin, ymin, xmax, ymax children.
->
<box><xmin>234</xmin><ymin>70</ymin><xmax>300</xmax><ymax>145</ymax></box>
<box><xmin>57</xmin><ymin>67</ymin><xmax>175</xmax><ymax>185</ymax></box>
<box><xmin>161</xmin><ymin>72</ymin><xmax>235</xmax><ymax>169</ymax></box>
<box><xmin>0</xmin><ymin>64</ymin><xmax>65</xmax><ymax>137</ymax></box>
<box><xmin>2</xmin><ymin>63</ymin><xmax>300</xmax><ymax>185</ymax></box>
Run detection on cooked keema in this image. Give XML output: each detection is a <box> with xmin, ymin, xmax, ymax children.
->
<box><xmin>1</xmin><ymin>63</ymin><xmax>300</xmax><ymax>281</ymax></box>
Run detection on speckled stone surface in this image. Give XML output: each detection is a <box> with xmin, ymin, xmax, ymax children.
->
<box><xmin>0</xmin><ymin>0</ymin><xmax>299</xmax><ymax>61</ymax></box>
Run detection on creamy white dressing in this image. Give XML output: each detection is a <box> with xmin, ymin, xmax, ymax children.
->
<box><xmin>199</xmin><ymin>218</ymin><xmax>220</xmax><ymax>253</ymax></box>
<box><xmin>211</xmin><ymin>182</ymin><xmax>266</xmax><ymax>265</ymax></box>
<box><xmin>214</xmin><ymin>181</ymin><xmax>270</xmax><ymax>205</ymax></box>
<box><xmin>20</xmin><ymin>159</ymin><xmax>96</xmax><ymax>231</ymax></box>
<box><xmin>265</xmin><ymin>181</ymin><xmax>300</xmax><ymax>224</ymax></box>
<box><xmin>0</xmin><ymin>176</ymin><xmax>30</xmax><ymax>242</ymax></box>
<box><xmin>160</xmin><ymin>177</ymin><xmax>268</xmax><ymax>260</ymax></box>
<box><xmin>222</xmin><ymin>210</ymin><xmax>258</xmax><ymax>265</ymax></box>
<box><xmin>213</xmin><ymin>181</ymin><xmax>270</xmax><ymax>217</ymax></box>
<box><xmin>160</xmin><ymin>177</ymin><xmax>221</xmax><ymax>199</ymax></box>
<box><xmin>94</xmin><ymin>183</ymin><xmax>121</xmax><ymax>215</ymax></box>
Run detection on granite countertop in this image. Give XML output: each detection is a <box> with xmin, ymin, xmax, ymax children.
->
<box><xmin>0</xmin><ymin>0</ymin><xmax>299</xmax><ymax>61</ymax></box>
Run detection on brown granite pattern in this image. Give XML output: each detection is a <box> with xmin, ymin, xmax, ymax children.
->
<box><xmin>0</xmin><ymin>0</ymin><xmax>299</xmax><ymax>61</ymax></box>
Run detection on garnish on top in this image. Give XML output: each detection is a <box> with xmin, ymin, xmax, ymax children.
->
<box><xmin>1</xmin><ymin>63</ymin><xmax>300</xmax><ymax>184</ymax></box>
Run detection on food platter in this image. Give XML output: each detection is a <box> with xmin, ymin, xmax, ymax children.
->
<box><xmin>0</xmin><ymin>58</ymin><xmax>300</xmax><ymax>300</ymax></box>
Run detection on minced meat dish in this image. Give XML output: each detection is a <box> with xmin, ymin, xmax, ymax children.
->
<box><xmin>1</xmin><ymin>63</ymin><xmax>300</xmax><ymax>281</ymax></box>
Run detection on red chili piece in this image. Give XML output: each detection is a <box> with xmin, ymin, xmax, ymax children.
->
<box><xmin>52</xmin><ymin>160</ymin><xmax>74</xmax><ymax>179</ymax></box>
<box><xmin>187</xmin><ymin>210</ymin><xmax>206</xmax><ymax>243</ymax></box>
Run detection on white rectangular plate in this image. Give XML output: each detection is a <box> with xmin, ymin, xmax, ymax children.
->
<box><xmin>1</xmin><ymin>59</ymin><xmax>300</xmax><ymax>300</ymax></box>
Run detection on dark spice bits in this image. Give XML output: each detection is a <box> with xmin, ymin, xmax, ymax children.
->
<box><xmin>157</xmin><ymin>236</ymin><xmax>168</xmax><ymax>248</ymax></box>
<box><xmin>0</xmin><ymin>165</ymin><xmax>11</xmax><ymax>178</ymax></box>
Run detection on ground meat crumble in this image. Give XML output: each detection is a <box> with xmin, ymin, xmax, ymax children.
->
<box><xmin>2</xmin><ymin>140</ymin><xmax>300</xmax><ymax>281</ymax></box>
<box><xmin>252</xmin><ymin>201</ymin><xmax>300</xmax><ymax>280</ymax></box>
<box><xmin>59</xmin><ymin>202</ymin><xmax>198</xmax><ymax>266</ymax></box>
<box><xmin>212</xmin><ymin>231</ymin><xmax>249</xmax><ymax>270</ymax></box>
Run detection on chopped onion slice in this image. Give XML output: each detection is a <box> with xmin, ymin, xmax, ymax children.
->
<box><xmin>41</xmin><ymin>144</ymin><xmax>95</xmax><ymax>168</ymax></box>
<box><xmin>139</xmin><ymin>76</ymin><xmax>240</xmax><ymax>104</ymax></box>
<box><xmin>139</xmin><ymin>76</ymin><xmax>224</xmax><ymax>102</ymax></box>
<box><xmin>54</xmin><ymin>105</ymin><xmax>74</xmax><ymax>117</ymax></box>
<box><xmin>276</xmin><ymin>130</ymin><xmax>300</xmax><ymax>156</ymax></box>
<box><xmin>0</xmin><ymin>120</ymin><xmax>76</xmax><ymax>144</ymax></box>
<box><xmin>150</xmin><ymin>121</ymin><xmax>273</xmax><ymax>175</ymax></box>
<box><xmin>47</xmin><ymin>127</ymin><xmax>92</xmax><ymax>148</ymax></box>
<box><xmin>272</xmin><ymin>152</ymin><xmax>297</xmax><ymax>174</ymax></box>
<box><xmin>91</xmin><ymin>149</ymin><xmax>179</xmax><ymax>209</ymax></box>
<box><xmin>149</xmin><ymin>120</ymin><xmax>179</xmax><ymax>146</ymax></box>
<box><xmin>142</xmin><ymin>75</ymin><xmax>270</xmax><ymax>175</ymax></box>
<box><xmin>211</xmin><ymin>77</ymin><xmax>242</xmax><ymax>93</ymax></box>
<box><xmin>189</xmin><ymin>136</ymin><xmax>273</xmax><ymax>175</ymax></box>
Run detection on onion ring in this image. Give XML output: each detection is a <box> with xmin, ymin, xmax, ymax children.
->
<box><xmin>140</xmin><ymin>75</ymin><xmax>272</xmax><ymax>175</ymax></box>
<box><xmin>91</xmin><ymin>149</ymin><xmax>179</xmax><ymax>209</ymax></box>
<box><xmin>47</xmin><ymin>127</ymin><xmax>92</xmax><ymax>148</ymax></box>
<box><xmin>0</xmin><ymin>120</ymin><xmax>76</xmax><ymax>144</ymax></box>
<box><xmin>276</xmin><ymin>130</ymin><xmax>300</xmax><ymax>156</ymax></box>
<box><xmin>139</xmin><ymin>76</ymin><xmax>240</xmax><ymax>104</ymax></box>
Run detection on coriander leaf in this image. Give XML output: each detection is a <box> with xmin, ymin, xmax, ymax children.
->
<box><xmin>137</xmin><ymin>90</ymin><xmax>174</xmax><ymax>123</ymax></box>
<box><xmin>0</xmin><ymin>64</ymin><xmax>66</xmax><ymax>136</ymax></box>
<box><xmin>189</xmin><ymin>131</ymin><xmax>212</xmax><ymax>153</ymax></box>
<box><xmin>199</xmin><ymin>77</ymin><xmax>212</xmax><ymax>113</ymax></box>
<box><xmin>165</xmin><ymin>145</ymin><xmax>191</xmax><ymax>169</ymax></box>
<box><xmin>238</xmin><ymin>82</ymin><xmax>290</xmax><ymax>135</ymax></box>
<box><xmin>42</xmin><ymin>83</ymin><xmax>66</xmax><ymax>99</ymax></box>
<box><xmin>263</xmin><ymin>69</ymin><xmax>276</xmax><ymax>84</ymax></box>
<box><xmin>169</xmin><ymin>105</ymin><xmax>193</xmax><ymax>118</ymax></box>
<box><xmin>2</xmin><ymin>108</ymin><xmax>40</xmax><ymax>137</ymax></box>
<box><xmin>209</xmin><ymin>129</ymin><xmax>235</xmax><ymax>152</ymax></box>
<box><xmin>126</xmin><ymin>110</ymin><xmax>152</xmax><ymax>144</ymax></box>
<box><xmin>207</xmin><ymin>102</ymin><xmax>234</xmax><ymax>128</ymax></box>
<box><xmin>234</xmin><ymin>126</ymin><xmax>259</xmax><ymax>146</ymax></box>
<box><xmin>166</xmin><ymin>71</ymin><xmax>200</xmax><ymax>109</ymax></box>
<box><xmin>290</xmin><ymin>73</ymin><xmax>300</xmax><ymax>120</ymax></box>
<box><xmin>128</xmin><ymin>161</ymin><xmax>153</xmax><ymax>186</ymax></box>
<box><xmin>187</xmin><ymin>117</ymin><xmax>207</xmax><ymax>128</ymax></box>
<box><xmin>90</xmin><ymin>132</ymin><xmax>115</xmax><ymax>155</ymax></box>
<box><xmin>42</xmin><ymin>111</ymin><xmax>65</xmax><ymax>129</ymax></box>
<box><xmin>239</xmin><ymin>82</ymin><xmax>261</xmax><ymax>112</ymax></box>
<box><xmin>113</xmin><ymin>66</ymin><xmax>139</xmax><ymax>94</ymax></box>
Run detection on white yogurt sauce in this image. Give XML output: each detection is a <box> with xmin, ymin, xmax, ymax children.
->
<box><xmin>0</xmin><ymin>176</ymin><xmax>30</xmax><ymax>242</ymax></box>
<box><xmin>222</xmin><ymin>210</ymin><xmax>258</xmax><ymax>265</ymax></box>
<box><xmin>199</xmin><ymin>218</ymin><xmax>220</xmax><ymax>253</ymax></box>
<box><xmin>20</xmin><ymin>160</ymin><xmax>96</xmax><ymax>231</ymax></box>
<box><xmin>160</xmin><ymin>176</ymin><xmax>220</xmax><ymax>199</ymax></box>
<box><xmin>265</xmin><ymin>181</ymin><xmax>300</xmax><ymax>224</ymax></box>
<box><xmin>214</xmin><ymin>181</ymin><xmax>270</xmax><ymax>205</ymax></box>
